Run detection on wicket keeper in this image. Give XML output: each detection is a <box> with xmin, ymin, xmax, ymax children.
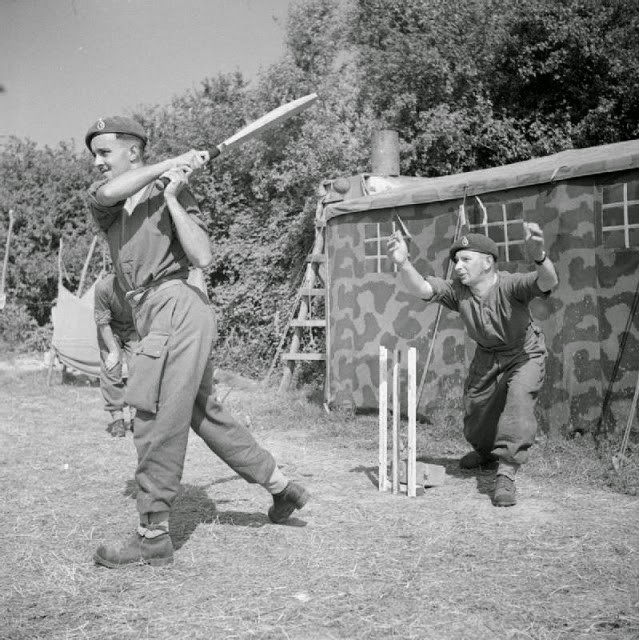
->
<box><xmin>387</xmin><ymin>225</ymin><xmax>558</xmax><ymax>506</ymax></box>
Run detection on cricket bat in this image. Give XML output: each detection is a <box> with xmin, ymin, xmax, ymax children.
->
<box><xmin>156</xmin><ymin>92</ymin><xmax>318</xmax><ymax>188</ymax></box>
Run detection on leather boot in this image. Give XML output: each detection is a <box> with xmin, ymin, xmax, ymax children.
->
<box><xmin>93</xmin><ymin>531</ymin><xmax>174</xmax><ymax>568</ymax></box>
<box><xmin>492</xmin><ymin>474</ymin><xmax>517</xmax><ymax>507</ymax></box>
<box><xmin>268</xmin><ymin>481</ymin><xmax>310</xmax><ymax>524</ymax></box>
<box><xmin>108</xmin><ymin>418</ymin><xmax>126</xmax><ymax>438</ymax></box>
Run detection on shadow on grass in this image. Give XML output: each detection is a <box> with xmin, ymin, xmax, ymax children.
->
<box><xmin>423</xmin><ymin>455</ymin><xmax>497</xmax><ymax>499</ymax></box>
<box><xmin>351</xmin><ymin>455</ymin><xmax>497</xmax><ymax>501</ymax></box>
<box><xmin>123</xmin><ymin>477</ymin><xmax>307</xmax><ymax>549</ymax></box>
<box><xmin>60</xmin><ymin>370</ymin><xmax>100</xmax><ymax>387</ymax></box>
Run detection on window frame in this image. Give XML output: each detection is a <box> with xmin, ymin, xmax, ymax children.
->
<box><xmin>600</xmin><ymin>181</ymin><xmax>639</xmax><ymax>250</ymax></box>
<box><xmin>466</xmin><ymin>198</ymin><xmax>527</xmax><ymax>263</ymax></box>
<box><xmin>363</xmin><ymin>220</ymin><xmax>408</xmax><ymax>274</ymax></box>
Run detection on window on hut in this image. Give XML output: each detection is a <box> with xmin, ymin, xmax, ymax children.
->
<box><xmin>467</xmin><ymin>199</ymin><xmax>527</xmax><ymax>262</ymax></box>
<box><xmin>601</xmin><ymin>181</ymin><xmax>639</xmax><ymax>250</ymax></box>
<box><xmin>364</xmin><ymin>220</ymin><xmax>409</xmax><ymax>273</ymax></box>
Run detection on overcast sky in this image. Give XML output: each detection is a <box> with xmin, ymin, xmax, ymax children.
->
<box><xmin>0</xmin><ymin>0</ymin><xmax>293</xmax><ymax>148</ymax></box>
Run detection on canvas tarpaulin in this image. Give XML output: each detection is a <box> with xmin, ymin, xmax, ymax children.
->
<box><xmin>50</xmin><ymin>281</ymin><xmax>100</xmax><ymax>378</ymax></box>
<box><xmin>324</xmin><ymin>138</ymin><xmax>639</xmax><ymax>220</ymax></box>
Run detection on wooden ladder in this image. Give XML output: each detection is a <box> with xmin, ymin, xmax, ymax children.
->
<box><xmin>271</xmin><ymin>221</ymin><xmax>327</xmax><ymax>392</ymax></box>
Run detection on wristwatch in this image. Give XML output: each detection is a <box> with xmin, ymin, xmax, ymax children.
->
<box><xmin>534</xmin><ymin>251</ymin><xmax>547</xmax><ymax>265</ymax></box>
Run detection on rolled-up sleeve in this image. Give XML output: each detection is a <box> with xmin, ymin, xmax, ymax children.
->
<box><xmin>93</xmin><ymin>279</ymin><xmax>113</xmax><ymax>326</ymax></box>
<box><xmin>425</xmin><ymin>276</ymin><xmax>459</xmax><ymax>311</ymax></box>
<box><xmin>88</xmin><ymin>180</ymin><xmax>124</xmax><ymax>233</ymax></box>
<box><xmin>505</xmin><ymin>272</ymin><xmax>551</xmax><ymax>304</ymax></box>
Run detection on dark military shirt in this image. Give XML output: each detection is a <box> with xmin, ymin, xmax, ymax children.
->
<box><xmin>425</xmin><ymin>271</ymin><xmax>549</xmax><ymax>354</ymax></box>
<box><xmin>94</xmin><ymin>273</ymin><xmax>134</xmax><ymax>335</ymax></box>
<box><xmin>88</xmin><ymin>181</ymin><xmax>207</xmax><ymax>292</ymax></box>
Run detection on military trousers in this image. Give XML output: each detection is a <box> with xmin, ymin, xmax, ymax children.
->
<box><xmin>125</xmin><ymin>280</ymin><xmax>276</xmax><ymax>515</ymax></box>
<box><xmin>463</xmin><ymin>345</ymin><xmax>546</xmax><ymax>468</ymax></box>
<box><xmin>97</xmin><ymin>329</ymin><xmax>138</xmax><ymax>412</ymax></box>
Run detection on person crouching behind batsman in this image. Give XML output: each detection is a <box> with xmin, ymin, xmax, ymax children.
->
<box><xmin>94</xmin><ymin>272</ymin><xmax>138</xmax><ymax>437</ymax></box>
<box><xmin>85</xmin><ymin>116</ymin><xmax>309</xmax><ymax>568</ymax></box>
<box><xmin>387</xmin><ymin>226</ymin><xmax>558</xmax><ymax>507</ymax></box>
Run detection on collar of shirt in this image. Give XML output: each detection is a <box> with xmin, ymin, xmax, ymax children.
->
<box><xmin>125</xmin><ymin>185</ymin><xmax>151</xmax><ymax>216</ymax></box>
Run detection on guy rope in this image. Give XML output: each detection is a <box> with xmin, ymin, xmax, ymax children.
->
<box><xmin>0</xmin><ymin>209</ymin><xmax>15</xmax><ymax>311</ymax></box>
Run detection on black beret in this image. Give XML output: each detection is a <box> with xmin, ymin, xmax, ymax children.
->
<box><xmin>449</xmin><ymin>233</ymin><xmax>499</xmax><ymax>262</ymax></box>
<box><xmin>85</xmin><ymin>116</ymin><xmax>148</xmax><ymax>150</ymax></box>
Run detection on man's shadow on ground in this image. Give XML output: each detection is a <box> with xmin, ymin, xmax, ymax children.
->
<box><xmin>123</xmin><ymin>476</ymin><xmax>307</xmax><ymax>550</ymax></box>
<box><xmin>351</xmin><ymin>455</ymin><xmax>495</xmax><ymax>500</ymax></box>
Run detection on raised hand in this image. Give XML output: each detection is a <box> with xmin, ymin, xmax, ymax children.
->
<box><xmin>173</xmin><ymin>149</ymin><xmax>210</xmax><ymax>171</ymax></box>
<box><xmin>387</xmin><ymin>231</ymin><xmax>409</xmax><ymax>267</ymax></box>
<box><xmin>162</xmin><ymin>165</ymin><xmax>193</xmax><ymax>198</ymax></box>
<box><xmin>523</xmin><ymin>222</ymin><xmax>546</xmax><ymax>262</ymax></box>
<box><xmin>156</xmin><ymin>149</ymin><xmax>209</xmax><ymax>191</ymax></box>
<box><xmin>105</xmin><ymin>350</ymin><xmax>120</xmax><ymax>371</ymax></box>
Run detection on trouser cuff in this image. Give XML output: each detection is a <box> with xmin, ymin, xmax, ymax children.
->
<box><xmin>140</xmin><ymin>511</ymin><xmax>170</xmax><ymax>526</ymax></box>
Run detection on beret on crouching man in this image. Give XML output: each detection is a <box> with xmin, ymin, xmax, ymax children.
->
<box><xmin>449</xmin><ymin>233</ymin><xmax>500</xmax><ymax>262</ymax></box>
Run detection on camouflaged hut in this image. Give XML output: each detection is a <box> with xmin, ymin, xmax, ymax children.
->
<box><xmin>318</xmin><ymin>139</ymin><xmax>639</xmax><ymax>436</ymax></box>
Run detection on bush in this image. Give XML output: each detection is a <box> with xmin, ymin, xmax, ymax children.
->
<box><xmin>0</xmin><ymin>303</ymin><xmax>52</xmax><ymax>353</ymax></box>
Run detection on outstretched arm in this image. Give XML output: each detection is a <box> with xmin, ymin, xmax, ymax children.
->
<box><xmin>524</xmin><ymin>222</ymin><xmax>559</xmax><ymax>292</ymax></box>
<box><xmin>387</xmin><ymin>231</ymin><xmax>434</xmax><ymax>300</ymax></box>
<box><xmin>94</xmin><ymin>150</ymin><xmax>210</xmax><ymax>206</ymax></box>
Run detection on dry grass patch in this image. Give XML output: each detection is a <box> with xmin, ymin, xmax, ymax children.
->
<box><xmin>1</xmin><ymin>366</ymin><xmax>638</xmax><ymax>640</ymax></box>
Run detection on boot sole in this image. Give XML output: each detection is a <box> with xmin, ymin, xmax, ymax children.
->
<box><xmin>492</xmin><ymin>494</ymin><xmax>517</xmax><ymax>507</ymax></box>
<box><xmin>93</xmin><ymin>552</ymin><xmax>174</xmax><ymax>568</ymax></box>
<box><xmin>493</xmin><ymin>500</ymin><xmax>517</xmax><ymax>507</ymax></box>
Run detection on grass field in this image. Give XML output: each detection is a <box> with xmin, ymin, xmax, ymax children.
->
<box><xmin>1</xmin><ymin>360</ymin><xmax>638</xmax><ymax>640</ymax></box>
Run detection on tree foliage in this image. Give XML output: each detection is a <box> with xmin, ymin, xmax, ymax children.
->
<box><xmin>2</xmin><ymin>0</ymin><xmax>639</xmax><ymax>372</ymax></box>
<box><xmin>0</xmin><ymin>139</ymin><xmax>96</xmax><ymax>324</ymax></box>
<box><xmin>349</xmin><ymin>0</ymin><xmax>639</xmax><ymax>173</ymax></box>
<box><xmin>489</xmin><ymin>0</ymin><xmax>639</xmax><ymax>145</ymax></box>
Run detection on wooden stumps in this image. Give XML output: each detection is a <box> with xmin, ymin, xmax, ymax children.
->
<box><xmin>378</xmin><ymin>345</ymin><xmax>418</xmax><ymax>497</ymax></box>
<box><xmin>378</xmin><ymin>346</ymin><xmax>388</xmax><ymax>492</ymax></box>
<box><xmin>391</xmin><ymin>348</ymin><xmax>400</xmax><ymax>494</ymax></box>
<box><xmin>407</xmin><ymin>347</ymin><xmax>417</xmax><ymax>498</ymax></box>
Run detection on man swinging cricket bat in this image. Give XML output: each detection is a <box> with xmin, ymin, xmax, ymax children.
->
<box><xmin>85</xmin><ymin>94</ymin><xmax>317</xmax><ymax>568</ymax></box>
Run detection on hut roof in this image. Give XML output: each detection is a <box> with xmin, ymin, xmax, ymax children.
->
<box><xmin>325</xmin><ymin>138</ymin><xmax>639</xmax><ymax>221</ymax></box>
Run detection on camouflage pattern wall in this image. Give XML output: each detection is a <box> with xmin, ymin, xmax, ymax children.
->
<box><xmin>323</xmin><ymin>169</ymin><xmax>639</xmax><ymax>437</ymax></box>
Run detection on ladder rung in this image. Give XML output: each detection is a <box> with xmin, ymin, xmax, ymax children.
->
<box><xmin>306</xmin><ymin>254</ymin><xmax>326</xmax><ymax>263</ymax></box>
<box><xmin>290</xmin><ymin>319</ymin><xmax>326</xmax><ymax>328</ymax></box>
<box><xmin>299</xmin><ymin>288</ymin><xmax>326</xmax><ymax>296</ymax></box>
<box><xmin>282</xmin><ymin>353</ymin><xmax>326</xmax><ymax>361</ymax></box>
